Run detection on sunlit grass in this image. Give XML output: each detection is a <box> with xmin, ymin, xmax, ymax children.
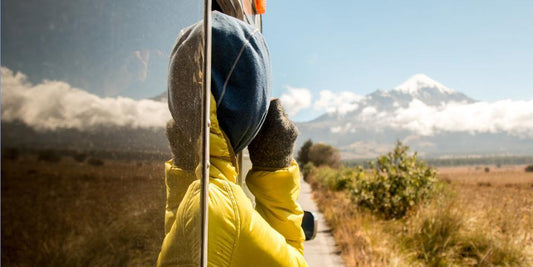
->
<box><xmin>1</xmin><ymin>156</ymin><xmax>166</xmax><ymax>266</ymax></box>
<box><xmin>309</xmin><ymin>166</ymin><xmax>533</xmax><ymax>266</ymax></box>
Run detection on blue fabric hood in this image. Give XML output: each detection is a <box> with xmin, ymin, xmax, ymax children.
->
<box><xmin>211</xmin><ymin>11</ymin><xmax>271</xmax><ymax>153</ymax></box>
<box><xmin>168</xmin><ymin>11</ymin><xmax>271</xmax><ymax>154</ymax></box>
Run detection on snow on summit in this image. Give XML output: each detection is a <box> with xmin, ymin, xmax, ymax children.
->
<box><xmin>395</xmin><ymin>74</ymin><xmax>455</xmax><ymax>94</ymax></box>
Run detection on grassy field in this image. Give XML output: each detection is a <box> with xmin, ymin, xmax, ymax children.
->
<box><xmin>309</xmin><ymin>165</ymin><xmax>533</xmax><ymax>266</ymax></box>
<box><xmin>2</xmin><ymin>152</ymin><xmax>532</xmax><ymax>266</ymax></box>
<box><xmin>1</xmin><ymin>155</ymin><xmax>167</xmax><ymax>266</ymax></box>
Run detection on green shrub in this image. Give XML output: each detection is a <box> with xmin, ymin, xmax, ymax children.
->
<box><xmin>296</xmin><ymin>139</ymin><xmax>313</xmax><ymax>166</ymax></box>
<box><xmin>350</xmin><ymin>141</ymin><xmax>439</xmax><ymax>219</ymax></box>
<box><xmin>313</xmin><ymin>166</ymin><xmax>363</xmax><ymax>191</ymax></box>
<box><xmin>301</xmin><ymin>162</ymin><xmax>315</xmax><ymax>182</ymax></box>
<box><xmin>311</xmin><ymin>167</ymin><xmax>336</xmax><ymax>190</ymax></box>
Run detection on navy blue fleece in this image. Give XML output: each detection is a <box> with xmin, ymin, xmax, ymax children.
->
<box><xmin>211</xmin><ymin>11</ymin><xmax>271</xmax><ymax>153</ymax></box>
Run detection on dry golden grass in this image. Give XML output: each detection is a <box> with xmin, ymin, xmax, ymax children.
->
<box><xmin>438</xmin><ymin>164</ymin><xmax>533</xmax><ymax>186</ymax></box>
<box><xmin>1</xmin><ymin>155</ymin><xmax>166</xmax><ymax>266</ymax></box>
<box><xmin>310</xmin><ymin>165</ymin><xmax>533</xmax><ymax>267</ymax></box>
<box><xmin>310</xmin><ymin>181</ymin><xmax>408</xmax><ymax>267</ymax></box>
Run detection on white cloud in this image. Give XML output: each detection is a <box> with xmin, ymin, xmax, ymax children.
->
<box><xmin>134</xmin><ymin>50</ymin><xmax>150</xmax><ymax>82</ymax></box>
<box><xmin>322</xmin><ymin>97</ymin><xmax>533</xmax><ymax>138</ymax></box>
<box><xmin>279</xmin><ymin>86</ymin><xmax>312</xmax><ymax>117</ymax></box>
<box><xmin>389</xmin><ymin>99</ymin><xmax>533</xmax><ymax>138</ymax></box>
<box><xmin>1</xmin><ymin>67</ymin><xmax>170</xmax><ymax>131</ymax></box>
<box><xmin>330</xmin><ymin>122</ymin><xmax>354</xmax><ymax>133</ymax></box>
<box><xmin>314</xmin><ymin>90</ymin><xmax>363</xmax><ymax>115</ymax></box>
<box><xmin>330</xmin><ymin>126</ymin><xmax>342</xmax><ymax>133</ymax></box>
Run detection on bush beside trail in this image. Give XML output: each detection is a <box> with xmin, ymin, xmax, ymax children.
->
<box><xmin>351</xmin><ymin>142</ymin><xmax>439</xmax><ymax>219</ymax></box>
<box><xmin>312</xmin><ymin>166</ymin><xmax>364</xmax><ymax>191</ymax></box>
<box><xmin>309</xmin><ymin>141</ymin><xmax>439</xmax><ymax>219</ymax></box>
<box><xmin>305</xmin><ymin>142</ymin><xmax>531</xmax><ymax>266</ymax></box>
<box><xmin>296</xmin><ymin>139</ymin><xmax>313</xmax><ymax>166</ymax></box>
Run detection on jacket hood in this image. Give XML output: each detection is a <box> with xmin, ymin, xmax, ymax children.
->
<box><xmin>168</xmin><ymin>11</ymin><xmax>271</xmax><ymax>154</ymax></box>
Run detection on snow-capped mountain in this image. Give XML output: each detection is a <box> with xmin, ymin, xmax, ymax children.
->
<box><xmin>314</xmin><ymin>74</ymin><xmax>474</xmax><ymax>122</ymax></box>
<box><xmin>297</xmin><ymin>74</ymin><xmax>533</xmax><ymax>159</ymax></box>
<box><xmin>395</xmin><ymin>73</ymin><xmax>455</xmax><ymax>94</ymax></box>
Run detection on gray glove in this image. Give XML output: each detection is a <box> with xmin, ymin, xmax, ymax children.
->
<box><xmin>248</xmin><ymin>99</ymin><xmax>299</xmax><ymax>168</ymax></box>
<box><xmin>166</xmin><ymin>119</ymin><xmax>199</xmax><ymax>170</ymax></box>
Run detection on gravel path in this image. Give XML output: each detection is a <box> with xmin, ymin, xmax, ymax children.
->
<box><xmin>298</xmin><ymin>178</ymin><xmax>345</xmax><ymax>267</ymax></box>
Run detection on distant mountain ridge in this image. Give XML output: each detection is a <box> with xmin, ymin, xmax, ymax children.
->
<box><xmin>313</xmin><ymin>74</ymin><xmax>475</xmax><ymax>123</ymax></box>
<box><xmin>2</xmin><ymin>73</ymin><xmax>532</xmax><ymax>159</ymax></box>
<box><xmin>296</xmin><ymin>74</ymin><xmax>533</xmax><ymax>159</ymax></box>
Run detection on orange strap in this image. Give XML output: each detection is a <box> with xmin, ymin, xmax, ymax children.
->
<box><xmin>255</xmin><ymin>0</ymin><xmax>266</xmax><ymax>14</ymax></box>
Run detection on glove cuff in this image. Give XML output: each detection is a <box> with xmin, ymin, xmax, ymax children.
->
<box><xmin>249</xmin><ymin>150</ymin><xmax>293</xmax><ymax>169</ymax></box>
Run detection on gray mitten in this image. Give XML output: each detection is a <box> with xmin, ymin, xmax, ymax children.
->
<box><xmin>248</xmin><ymin>99</ymin><xmax>299</xmax><ymax>168</ymax></box>
<box><xmin>166</xmin><ymin>119</ymin><xmax>199</xmax><ymax>170</ymax></box>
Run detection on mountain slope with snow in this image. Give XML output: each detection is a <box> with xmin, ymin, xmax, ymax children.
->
<box><xmin>297</xmin><ymin>74</ymin><xmax>533</xmax><ymax>158</ymax></box>
<box><xmin>395</xmin><ymin>74</ymin><xmax>455</xmax><ymax>94</ymax></box>
<box><xmin>312</xmin><ymin>74</ymin><xmax>475</xmax><ymax>123</ymax></box>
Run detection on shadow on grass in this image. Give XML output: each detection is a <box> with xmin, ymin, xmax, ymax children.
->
<box><xmin>1</xmin><ymin>157</ymin><xmax>166</xmax><ymax>266</ymax></box>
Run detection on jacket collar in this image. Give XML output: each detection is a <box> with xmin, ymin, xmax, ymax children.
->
<box><xmin>209</xmin><ymin>95</ymin><xmax>238</xmax><ymax>183</ymax></box>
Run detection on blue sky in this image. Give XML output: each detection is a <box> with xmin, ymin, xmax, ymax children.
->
<box><xmin>2</xmin><ymin>1</ymin><xmax>532</xmax><ymax>123</ymax></box>
<box><xmin>262</xmin><ymin>1</ymin><xmax>533</xmax><ymax>121</ymax></box>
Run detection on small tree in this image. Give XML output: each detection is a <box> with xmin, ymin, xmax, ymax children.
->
<box><xmin>350</xmin><ymin>141</ymin><xmax>438</xmax><ymax>219</ymax></box>
<box><xmin>308</xmin><ymin>143</ymin><xmax>340</xmax><ymax>168</ymax></box>
<box><xmin>296</xmin><ymin>139</ymin><xmax>313</xmax><ymax>166</ymax></box>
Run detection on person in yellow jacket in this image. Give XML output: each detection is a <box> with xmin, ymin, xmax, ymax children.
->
<box><xmin>157</xmin><ymin>11</ymin><xmax>308</xmax><ymax>267</ymax></box>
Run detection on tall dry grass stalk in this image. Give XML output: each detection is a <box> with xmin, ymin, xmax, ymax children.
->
<box><xmin>310</xmin><ymin>180</ymin><xmax>408</xmax><ymax>266</ymax></box>
<box><xmin>309</xmin><ymin>166</ymin><xmax>533</xmax><ymax>266</ymax></box>
<box><xmin>2</xmin><ymin>156</ymin><xmax>166</xmax><ymax>266</ymax></box>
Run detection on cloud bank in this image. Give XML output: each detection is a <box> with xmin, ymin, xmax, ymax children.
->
<box><xmin>314</xmin><ymin>90</ymin><xmax>363</xmax><ymax>115</ymax></box>
<box><xmin>1</xmin><ymin>67</ymin><xmax>170</xmax><ymax>131</ymax></box>
<box><xmin>328</xmin><ymin>99</ymin><xmax>533</xmax><ymax>138</ymax></box>
<box><xmin>3</xmin><ymin>66</ymin><xmax>532</xmax><ymax>139</ymax></box>
<box><xmin>391</xmin><ymin>99</ymin><xmax>533</xmax><ymax>137</ymax></box>
<box><xmin>279</xmin><ymin>86</ymin><xmax>312</xmax><ymax>117</ymax></box>
<box><xmin>278</xmin><ymin>85</ymin><xmax>533</xmax><ymax>138</ymax></box>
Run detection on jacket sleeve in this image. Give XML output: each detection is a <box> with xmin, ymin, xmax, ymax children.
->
<box><xmin>163</xmin><ymin>159</ymin><xmax>197</xmax><ymax>235</ymax></box>
<box><xmin>245</xmin><ymin>159</ymin><xmax>306</xmax><ymax>254</ymax></box>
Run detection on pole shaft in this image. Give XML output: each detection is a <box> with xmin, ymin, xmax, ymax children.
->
<box><xmin>200</xmin><ymin>0</ymin><xmax>212</xmax><ymax>266</ymax></box>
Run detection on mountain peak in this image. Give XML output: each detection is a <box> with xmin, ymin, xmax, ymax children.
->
<box><xmin>395</xmin><ymin>74</ymin><xmax>455</xmax><ymax>94</ymax></box>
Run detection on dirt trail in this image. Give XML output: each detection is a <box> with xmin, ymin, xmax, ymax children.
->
<box><xmin>298</xmin><ymin>178</ymin><xmax>345</xmax><ymax>267</ymax></box>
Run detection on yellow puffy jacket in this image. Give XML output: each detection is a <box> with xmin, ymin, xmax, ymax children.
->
<box><xmin>157</xmin><ymin>97</ymin><xmax>308</xmax><ymax>267</ymax></box>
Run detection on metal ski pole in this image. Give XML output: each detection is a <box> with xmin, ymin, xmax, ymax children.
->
<box><xmin>200</xmin><ymin>0</ymin><xmax>212</xmax><ymax>266</ymax></box>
